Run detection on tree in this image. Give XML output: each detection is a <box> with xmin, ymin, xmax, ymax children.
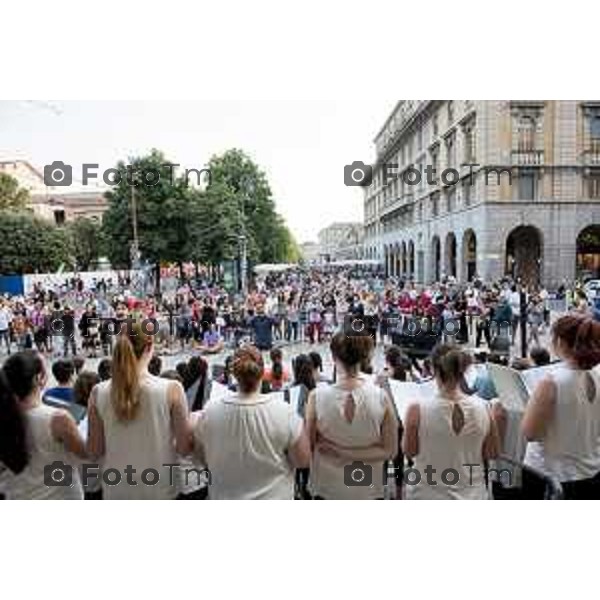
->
<box><xmin>0</xmin><ymin>173</ymin><xmax>30</xmax><ymax>211</ymax></box>
<box><xmin>67</xmin><ymin>217</ymin><xmax>104</xmax><ymax>270</ymax></box>
<box><xmin>101</xmin><ymin>149</ymin><xmax>193</xmax><ymax>287</ymax></box>
<box><xmin>206</xmin><ymin>149</ymin><xmax>299</xmax><ymax>264</ymax></box>
<box><xmin>186</xmin><ymin>182</ymin><xmax>239</xmax><ymax>267</ymax></box>
<box><xmin>0</xmin><ymin>211</ymin><xmax>71</xmax><ymax>274</ymax></box>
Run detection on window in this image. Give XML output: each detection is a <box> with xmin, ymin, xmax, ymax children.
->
<box><xmin>590</xmin><ymin>115</ymin><xmax>600</xmax><ymax>140</ymax></box>
<box><xmin>432</xmin><ymin>114</ymin><xmax>439</xmax><ymax>137</ymax></box>
<box><xmin>417</xmin><ymin>127</ymin><xmax>423</xmax><ymax>152</ymax></box>
<box><xmin>54</xmin><ymin>210</ymin><xmax>65</xmax><ymax>225</ymax></box>
<box><xmin>587</xmin><ymin>169</ymin><xmax>600</xmax><ymax>198</ymax></box>
<box><xmin>463</xmin><ymin>179</ymin><xmax>471</xmax><ymax>206</ymax></box>
<box><xmin>447</xmin><ymin>101</ymin><xmax>454</xmax><ymax>124</ymax></box>
<box><xmin>431</xmin><ymin>149</ymin><xmax>438</xmax><ymax>177</ymax></box>
<box><xmin>518</xmin><ymin>170</ymin><xmax>536</xmax><ymax>200</ymax></box>
<box><xmin>589</xmin><ymin>114</ymin><xmax>600</xmax><ymax>153</ymax></box>
<box><xmin>463</xmin><ymin>121</ymin><xmax>476</xmax><ymax>163</ymax></box>
<box><xmin>446</xmin><ymin>133</ymin><xmax>456</xmax><ymax>169</ymax></box>
<box><xmin>517</xmin><ymin>115</ymin><xmax>535</xmax><ymax>152</ymax></box>
<box><xmin>446</xmin><ymin>187</ymin><xmax>456</xmax><ymax>212</ymax></box>
<box><xmin>431</xmin><ymin>192</ymin><xmax>440</xmax><ymax>217</ymax></box>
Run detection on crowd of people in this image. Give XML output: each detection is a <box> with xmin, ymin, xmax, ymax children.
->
<box><xmin>0</xmin><ymin>265</ymin><xmax>599</xmax><ymax>500</ymax></box>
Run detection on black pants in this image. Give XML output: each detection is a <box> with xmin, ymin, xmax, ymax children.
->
<box><xmin>562</xmin><ymin>473</ymin><xmax>600</xmax><ymax>500</ymax></box>
<box><xmin>177</xmin><ymin>487</ymin><xmax>209</xmax><ymax>500</ymax></box>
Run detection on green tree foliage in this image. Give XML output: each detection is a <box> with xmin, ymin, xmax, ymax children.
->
<box><xmin>101</xmin><ymin>149</ymin><xmax>191</xmax><ymax>269</ymax></box>
<box><xmin>0</xmin><ymin>211</ymin><xmax>71</xmax><ymax>274</ymax></box>
<box><xmin>0</xmin><ymin>172</ymin><xmax>30</xmax><ymax>211</ymax></box>
<box><xmin>205</xmin><ymin>149</ymin><xmax>298</xmax><ymax>264</ymax></box>
<box><xmin>101</xmin><ymin>148</ymin><xmax>299</xmax><ymax>275</ymax></box>
<box><xmin>67</xmin><ymin>217</ymin><xmax>104</xmax><ymax>271</ymax></box>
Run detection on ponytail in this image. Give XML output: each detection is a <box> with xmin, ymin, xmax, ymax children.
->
<box><xmin>270</xmin><ymin>348</ymin><xmax>283</xmax><ymax>381</ymax></box>
<box><xmin>0</xmin><ymin>371</ymin><xmax>28</xmax><ymax>474</ymax></box>
<box><xmin>111</xmin><ymin>324</ymin><xmax>152</xmax><ymax>421</ymax></box>
<box><xmin>0</xmin><ymin>351</ymin><xmax>45</xmax><ymax>474</ymax></box>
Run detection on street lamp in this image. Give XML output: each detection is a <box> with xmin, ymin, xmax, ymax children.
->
<box><xmin>238</xmin><ymin>175</ymin><xmax>255</xmax><ymax>295</ymax></box>
<box><xmin>129</xmin><ymin>170</ymin><xmax>141</xmax><ymax>271</ymax></box>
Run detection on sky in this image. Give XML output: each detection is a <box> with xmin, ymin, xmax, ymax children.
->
<box><xmin>0</xmin><ymin>100</ymin><xmax>395</xmax><ymax>243</ymax></box>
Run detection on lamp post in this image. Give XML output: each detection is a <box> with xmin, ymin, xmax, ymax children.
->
<box><xmin>519</xmin><ymin>281</ymin><xmax>528</xmax><ymax>359</ymax></box>
<box><xmin>130</xmin><ymin>184</ymin><xmax>141</xmax><ymax>269</ymax></box>
<box><xmin>238</xmin><ymin>176</ymin><xmax>254</xmax><ymax>295</ymax></box>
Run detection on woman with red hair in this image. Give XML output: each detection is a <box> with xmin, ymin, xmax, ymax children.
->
<box><xmin>522</xmin><ymin>314</ymin><xmax>600</xmax><ymax>499</ymax></box>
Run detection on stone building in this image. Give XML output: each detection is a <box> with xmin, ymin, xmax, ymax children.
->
<box><xmin>0</xmin><ymin>159</ymin><xmax>107</xmax><ymax>223</ymax></box>
<box><xmin>318</xmin><ymin>222</ymin><xmax>365</xmax><ymax>262</ymax></box>
<box><xmin>363</xmin><ymin>101</ymin><xmax>600</xmax><ymax>287</ymax></box>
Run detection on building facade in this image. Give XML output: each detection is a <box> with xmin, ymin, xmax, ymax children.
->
<box><xmin>318</xmin><ymin>222</ymin><xmax>365</xmax><ymax>262</ymax></box>
<box><xmin>0</xmin><ymin>160</ymin><xmax>107</xmax><ymax>223</ymax></box>
<box><xmin>363</xmin><ymin>101</ymin><xmax>600</xmax><ymax>287</ymax></box>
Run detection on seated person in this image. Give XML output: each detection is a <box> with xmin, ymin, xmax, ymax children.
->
<box><xmin>529</xmin><ymin>346</ymin><xmax>551</xmax><ymax>367</ymax></box>
<box><xmin>197</xmin><ymin>323</ymin><xmax>224</xmax><ymax>354</ymax></box>
<box><xmin>43</xmin><ymin>358</ymin><xmax>76</xmax><ymax>403</ymax></box>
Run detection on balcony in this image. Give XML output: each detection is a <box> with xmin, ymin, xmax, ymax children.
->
<box><xmin>511</xmin><ymin>149</ymin><xmax>544</xmax><ymax>165</ymax></box>
<box><xmin>582</xmin><ymin>144</ymin><xmax>600</xmax><ymax>166</ymax></box>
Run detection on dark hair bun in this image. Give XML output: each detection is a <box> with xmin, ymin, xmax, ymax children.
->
<box><xmin>553</xmin><ymin>314</ymin><xmax>600</xmax><ymax>370</ymax></box>
<box><xmin>233</xmin><ymin>345</ymin><xmax>264</xmax><ymax>393</ymax></box>
<box><xmin>431</xmin><ymin>344</ymin><xmax>472</xmax><ymax>386</ymax></box>
<box><xmin>330</xmin><ymin>332</ymin><xmax>374</xmax><ymax>369</ymax></box>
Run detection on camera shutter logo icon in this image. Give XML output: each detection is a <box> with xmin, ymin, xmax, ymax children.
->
<box><xmin>344</xmin><ymin>161</ymin><xmax>373</xmax><ymax>187</ymax></box>
<box><xmin>43</xmin><ymin>161</ymin><xmax>73</xmax><ymax>186</ymax></box>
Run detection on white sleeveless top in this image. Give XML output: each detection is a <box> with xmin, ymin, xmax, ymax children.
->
<box><xmin>196</xmin><ymin>392</ymin><xmax>303</xmax><ymax>499</ymax></box>
<box><xmin>407</xmin><ymin>393</ymin><xmax>490</xmax><ymax>500</ymax></box>
<box><xmin>524</xmin><ymin>365</ymin><xmax>600</xmax><ymax>481</ymax></box>
<box><xmin>0</xmin><ymin>404</ymin><xmax>83</xmax><ymax>500</ymax></box>
<box><xmin>95</xmin><ymin>373</ymin><xmax>180</xmax><ymax>499</ymax></box>
<box><xmin>310</xmin><ymin>378</ymin><xmax>388</xmax><ymax>499</ymax></box>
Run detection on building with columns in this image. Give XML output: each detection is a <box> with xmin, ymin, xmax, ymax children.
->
<box><xmin>318</xmin><ymin>222</ymin><xmax>365</xmax><ymax>262</ymax></box>
<box><xmin>363</xmin><ymin>101</ymin><xmax>600</xmax><ymax>287</ymax></box>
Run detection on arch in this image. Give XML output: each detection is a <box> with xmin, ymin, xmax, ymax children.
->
<box><xmin>431</xmin><ymin>235</ymin><xmax>441</xmax><ymax>282</ymax></box>
<box><xmin>576</xmin><ymin>224</ymin><xmax>600</xmax><ymax>280</ymax></box>
<box><xmin>462</xmin><ymin>229</ymin><xmax>477</xmax><ymax>282</ymax></box>
<box><xmin>505</xmin><ymin>225</ymin><xmax>543</xmax><ymax>286</ymax></box>
<box><xmin>445</xmin><ymin>232</ymin><xmax>457</xmax><ymax>278</ymax></box>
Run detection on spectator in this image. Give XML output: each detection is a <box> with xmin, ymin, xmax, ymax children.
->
<box><xmin>44</xmin><ymin>359</ymin><xmax>76</xmax><ymax>403</ymax></box>
<box><xmin>73</xmin><ymin>355</ymin><xmax>85</xmax><ymax>375</ymax></box>
<box><xmin>249</xmin><ymin>305</ymin><xmax>273</xmax><ymax>351</ymax></box>
<box><xmin>148</xmin><ymin>355</ymin><xmax>162</xmax><ymax>377</ymax></box>
<box><xmin>264</xmin><ymin>347</ymin><xmax>290</xmax><ymax>392</ymax></box>
<box><xmin>97</xmin><ymin>358</ymin><xmax>112</xmax><ymax>382</ymax></box>
<box><xmin>529</xmin><ymin>346</ymin><xmax>551</xmax><ymax>367</ymax></box>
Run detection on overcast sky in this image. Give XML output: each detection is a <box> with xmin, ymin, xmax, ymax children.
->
<box><xmin>0</xmin><ymin>100</ymin><xmax>395</xmax><ymax>243</ymax></box>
